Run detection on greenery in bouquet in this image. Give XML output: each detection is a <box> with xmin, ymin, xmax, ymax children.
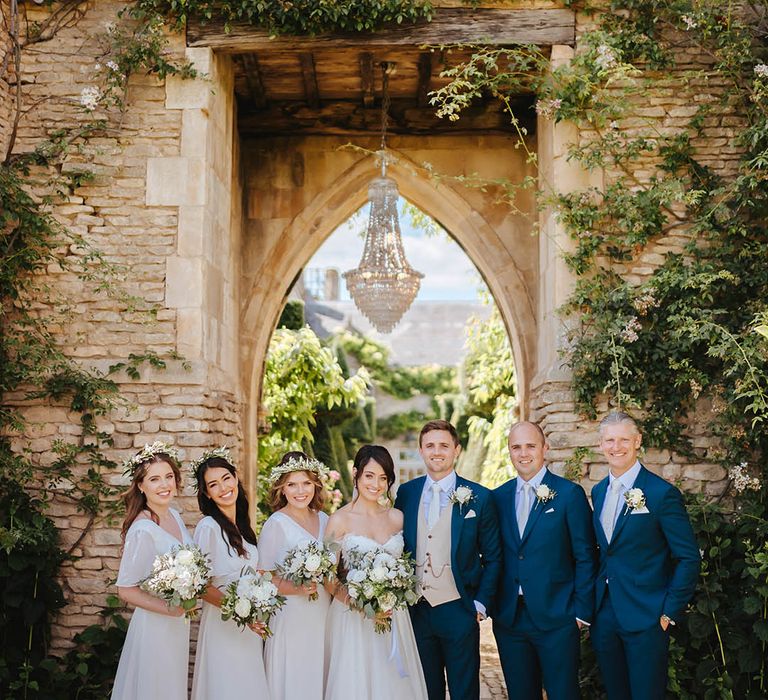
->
<box><xmin>139</xmin><ymin>544</ymin><xmax>210</xmax><ymax>619</ymax></box>
<box><xmin>344</xmin><ymin>546</ymin><xmax>421</xmax><ymax>633</ymax></box>
<box><xmin>276</xmin><ymin>540</ymin><xmax>338</xmax><ymax>601</ymax></box>
<box><xmin>220</xmin><ymin>569</ymin><xmax>286</xmax><ymax>636</ymax></box>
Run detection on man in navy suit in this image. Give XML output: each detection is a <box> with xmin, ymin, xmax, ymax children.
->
<box><xmin>394</xmin><ymin>419</ymin><xmax>501</xmax><ymax>700</ymax></box>
<box><xmin>491</xmin><ymin>421</ymin><xmax>597</xmax><ymax>700</ymax></box>
<box><xmin>591</xmin><ymin>411</ymin><xmax>700</xmax><ymax>699</ymax></box>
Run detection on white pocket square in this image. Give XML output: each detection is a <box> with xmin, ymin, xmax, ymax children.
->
<box><xmin>464</xmin><ymin>509</ymin><xmax>477</xmax><ymax>519</ymax></box>
<box><xmin>631</xmin><ymin>506</ymin><xmax>650</xmax><ymax>514</ymax></box>
<box><xmin>545</xmin><ymin>508</ymin><xmax>555</xmax><ymax>514</ymax></box>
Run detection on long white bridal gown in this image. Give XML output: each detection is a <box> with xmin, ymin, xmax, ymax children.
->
<box><xmin>190</xmin><ymin>515</ymin><xmax>270</xmax><ymax>700</ymax></box>
<box><xmin>258</xmin><ymin>510</ymin><xmax>331</xmax><ymax>700</ymax></box>
<box><xmin>324</xmin><ymin>532</ymin><xmax>428</xmax><ymax>700</ymax></box>
<box><xmin>111</xmin><ymin>508</ymin><xmax>193</xmax><ymax>700</ymax></box>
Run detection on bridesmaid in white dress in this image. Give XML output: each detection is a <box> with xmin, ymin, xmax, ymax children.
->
<box><xmin>190</xmin><ymin>447</ymin><xmax>270</xmax><ymax>700</ymax></box>
<box><xmin>112</xmin><ymin>443</ymin><xmax>193</xmax><ymax>700</ymax></box>
<box><xmin>259</xmin><ymin>451</ymin><xmax>331</xmax><ymax>700</ymax></box>
<box><xmin>324</xmin><ymin>445</ymin><xmax>428</xmax><ymax>700</ymax></box>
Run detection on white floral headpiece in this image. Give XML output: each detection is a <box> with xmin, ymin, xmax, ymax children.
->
<box><xmin>122</xmin><ymin>441</ymin><xmax>179</xmax><ymax>478</ymax></box>
<box><xmin>267</xmin><ymin>455</ymin><xmax>329</xmax><ymax>485</ymax></box>
<box><xmin>190</xmin><ymin>446</ymin><xmax>236</xmax><ymax>490</ymax></box>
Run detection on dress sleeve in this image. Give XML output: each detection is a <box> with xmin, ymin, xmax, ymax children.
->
<box><xmin>116</xmin><ymin>525</ymin><xmax>157</xmax><ymax>587</ymax></box>
<box><xmin>194</xmin><ymin>519</ymin><xmax>228</xmax><ymax>579</ymax></box>
<box><xmin>257</xmin><ymin>516</ymin><xmax>287</xmax><ymax>570</ymax></box>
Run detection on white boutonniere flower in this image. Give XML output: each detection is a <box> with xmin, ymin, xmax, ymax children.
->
<box><xmin>448</xmin><ymin>485</ymin><xmax>474</xmax><ymax>510</ymax></box>
<box><xmin>535</xmin><ymin>484</ymin><xmax>557</xmax><ymax>504</ymax></box>
<box><xmin>624</xmin><ymin>488</ymin><xmax>646</xmax><ymax>511</ymax></box>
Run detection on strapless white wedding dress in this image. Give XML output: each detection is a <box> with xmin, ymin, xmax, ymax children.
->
<box><xmin>324</xmin><ymin>532</ymin><xmax>428</xmax><ymax>700</ymax></box>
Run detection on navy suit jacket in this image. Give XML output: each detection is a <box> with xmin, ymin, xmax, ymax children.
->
<box><xmin>492</xmin><ymin>469</ymin><xmax>597</xmax><ymax>631</ymax></box>
<box><xmin>394</xmin><ymin>474</ymin><xmax>502</xmax><ymax>614</ymax></box>
<box><xmin>592</xmin><ymin>465</ymin><xmax>700</xmax><ymax>632</ymax></box>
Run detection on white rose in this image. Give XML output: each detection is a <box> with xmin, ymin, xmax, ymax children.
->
<box><xmin>370</xmin><ymin>566</ymin><xmax>388</xmax><ymax>583</ymax></box>
<box><xmin>253</xmin><ymin>582</ymin><xmax>277</xmax><ymax>603</ymax></box>
<box><xmin>304</xmin><ymin>553</ymin><xmax>322</xmax><ymax>573</ymax></box>
<box><xmin>347</xmin><ymin>569</ymin><xmax>367</xmax><ymax>584</ymax></box>
<box><xmin>362</xmin><ymin>583</ymin><xmax>375</xmax><ymax>599</ymax></box>
<box><xmin>175</xmin><ymin>549</ymin><xmax>195</xmax><ymax>566</ymax></box>
<box><xmin>378</xmin><ymin>592</ymin><xmax>397</xmax><ymax>611</ymax></box>
<box><xmin>455</xmin><ymin>486</ymin><xmax>472</xmax><ymax>503</ymax></box>
<box><xmin>234</xmin><ymin>597</ymin><xmax>252</xmax><ymax>618</ymax></box>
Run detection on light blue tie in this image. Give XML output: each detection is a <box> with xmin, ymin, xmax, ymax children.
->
<box><xmin>600</xmin><ymin>479</ymin><xmax>623</xmax><ymax>542</ymax></box>
<box><xmin>517</xmin><ymin>482</ymin><xmax>533</xmax><ymax>537</ymax></box>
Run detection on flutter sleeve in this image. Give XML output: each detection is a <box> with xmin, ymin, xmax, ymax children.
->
<box><xmin>116</xmin><ymin>525</ymin><xmax>157</xmax><ymax>587</ymax></box>
<box><xmin>257</xmin><ymin>516</ymin><xmax>287</xmax><ymax>571</ymax></box>
<box><xmin>194</xmin><ymin>518</ymin><xmax>228</xmax><ymax>579</ymax></box>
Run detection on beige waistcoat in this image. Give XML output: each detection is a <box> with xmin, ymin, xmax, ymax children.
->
<box><xmin>415</xmin><ymin>496</ymin><xmax>461</xmax><ymax>606</ymax></box>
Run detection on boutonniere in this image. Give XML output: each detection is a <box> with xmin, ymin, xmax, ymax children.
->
<box><xmin>624</xmin><ymin>488</ymin><xmax>646</xmax><ymax>511</ymax></box>
<box><xmin>535</xmin><ymin>484</ymin><xmax>557</xmax><ymax>504</ymax></box>
<box><xmin>448</xmin><ymin>485</ymin><xmax>474</xmax><ymax>511</ymax></box>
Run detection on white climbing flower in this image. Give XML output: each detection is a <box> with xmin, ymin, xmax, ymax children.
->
<box><xmin>79</xmin><ymin>86</ymin><xmax>101</xmax><ymax>111</ymax></box>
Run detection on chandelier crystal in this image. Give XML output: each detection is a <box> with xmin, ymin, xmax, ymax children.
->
<box><xmin>343</xmin><ymin>62</ymin><xmax>423</xmax><ymax>333</ymax></box>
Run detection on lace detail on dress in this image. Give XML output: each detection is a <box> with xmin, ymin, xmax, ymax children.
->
<box><xmin>341</xmin><ymin>532</ymin><xmax>404</xmax><ymax>558</ymax></box>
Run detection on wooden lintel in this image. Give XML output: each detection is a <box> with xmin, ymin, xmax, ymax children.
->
<box><xmin>299</xmin><ymin>52</ymin><xmax>320</xmax><ymax>108</ymax></box>
<box><xmin>360</xmin><ymin>52</ymin><xmax>375</xmax><ymax>108</ymax></box>
<box><xmin>238</xmin><ymin>54</ymin><xmax>267</xmax><ymax>109</ymax></box>
<box><xmin>188</xmin><ymin>9</ymin><xmax>576</xmax><ymax>51</ymax></box>
<box><xmin>237</xmin><ymin>96</ymin><xmax>536</xmax><ymax>137</ymax></box>
<box><xmin>417</xmin><ymin>52</ymin><xmax>432</xmax><ymax>108</ymax></box>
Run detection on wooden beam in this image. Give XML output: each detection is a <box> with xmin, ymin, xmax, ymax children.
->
<box><xmin>417</xmin><ymin>52</ymin><xmax>432</xmax><ymax>108</ymax></box>
<box><xmin>237</xmin><ymin>96</ymin><xmax>536</xmax><ymax>137</ymax></box>
<box><xmin>299</xmin><ymin>52</ymin><xmax>320</xmax><ymax>108</ymax></box>
<box><xmin>359</xmin><ymin>52</ymin><xmax>375</xmax><ymax>108</ymax></box>
<box><xmin>238</xmin><ymin>54</ymin><xmax>267</xmax><ymax>109</ymax></box>
<box><xmin>188</xmin><ymin>9</ymin><xmax>576</xmax><ymax>51</ymax></box>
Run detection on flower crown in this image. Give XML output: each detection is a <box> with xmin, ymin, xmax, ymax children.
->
<box><xmin>122</xmin><ymin>441</ymin><xmax>180</xmax><ymax>478</ymax></box>
<box><xmin>190</xmin><ymin>446</ymin><xmax>236</xmax><ymax>489</ymax></box>
<box><xmin>267</xmin><ymin>455</ymin><xmax>329</xmax><ymax>485</ymax></box>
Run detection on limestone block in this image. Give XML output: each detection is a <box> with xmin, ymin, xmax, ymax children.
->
<box><xmin>178</xmin><ymin>206</ymin><xmax>206</xmax><ymax>257</ymax></box>
<box><xmin>146</xmin><ymin>157</ymin><xmax>206</xmax><ymax>206</ymax></box>
<box><xmin>93</xmin><ymin>529</ymin><xmax>122</xmax><ymax>546</ymax></box>
<box><xmin>152</xmin><ymin>406</ymin><xmax>185</xmax><ymax>419</ymax></box>
<box><xmin>684</xmin><ymin>464</ymin><xmax>727</xmax><ymax>481</ymax></box>
<box><xmin>73</xmin><ymin>559</ymin><xmax>103</xmax><ymax>570</ymax></box>
<box><xmin>166</xmin><ymin>256</ymin><xmax>204</xmax><ymax>308</ymax></box>
<box><xmin>67</xmin><ymin>577</ymin><xmax>104</xmax><ymax>594</ymax></box>
<box><xmin>589</xmin><ymin>463</ymin><xmax>609</xmax><ymax>481</ymax></box>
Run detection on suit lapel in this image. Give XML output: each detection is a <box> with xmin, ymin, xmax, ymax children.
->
<box><xmin>609</xmin><ymin>465</ymin><xmax>647</xmax><ymax>546</ymax></box>
<box><xmin>520</xmin><ymin>470</ymin><xmax>551</xmax><ymax>545</ymax></box>
<box><xmin>506</xmin><ymin>478</ymin><xmax>522</xmax><ymax>545</ymax></box>
<box><xmin>592</xmin><ymin>478</ymin><xmax>609</xmax><ymax>549</ymax></box>
<box><xmin>450</xmin><ymin>475</ymin><xmax>468</xmax><ymax>562</ymax></box>
<box><xmin>404</xmin><ymin>476</ymin><xmax>426</xmax><ymax>552</ymax></box>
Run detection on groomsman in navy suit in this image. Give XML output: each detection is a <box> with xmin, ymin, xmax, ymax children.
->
<box><xmin>394</xmin><ymin>419</ymin><xmax>501</xmax><ymax>700</ymax></box>
<box><xmin>591</xmin><ymin>411</ymin><xmax>700</xmax><ymax>699</ymax></box>
<box><xmin>491</xmin><ymin>421</ymin><xmax>597</xmax><ymax>700</ymax></box>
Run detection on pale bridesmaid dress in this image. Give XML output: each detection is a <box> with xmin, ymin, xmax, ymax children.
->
<box><xmin>258</xmin><ymin>510</ymin><xmax>330</xmax><ymax>700</ymax></box>
<box><xmin>111</xmin><ymin>508</ymin><xmax>193</xmax><ymax>700</ymax></box>
<box><xmin>191</xmin><ymin>515</ymin><xmax>270</xmax><ymax>700</ymax></box>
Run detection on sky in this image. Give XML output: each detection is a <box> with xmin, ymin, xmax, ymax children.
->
<box><xmin>306</xmin><ymin>198</ymin><xmax>485</xmax><ymax>302</ymax></box>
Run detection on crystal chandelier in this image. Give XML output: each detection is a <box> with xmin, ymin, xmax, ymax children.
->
<box><xmin>343</xmin><ymin>62</ymin><xmax>423</xmax><ymax>333</ymax></box>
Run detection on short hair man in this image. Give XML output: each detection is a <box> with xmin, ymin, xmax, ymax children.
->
<box><xmin>591</xmin><ymin>412</ymin><xmax>700</xmax><ymax>699</ymax></box>
<box><xmin>491</xmin><ymin>421</ymin><xmax>597</xmax><ymax>700</ymax></box>
<box><xmin>394</xmin><ymin>419</ymin><xmax>501</xmax><ymax>700</ymax></box>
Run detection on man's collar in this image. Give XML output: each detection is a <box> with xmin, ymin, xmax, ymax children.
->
<box><xmin>425</xmin><ymin>470</ymin><xmax>457</xmax><ymax>492</ymax></box>
<box><xmin>608</xmin><ymin>461</ymin><xmax>642</xmax><ymax>490</ymax></box>
<box><xmin>517</xmin><ymin>465</ymin><xmax>547</xmax><ymax>490</ymax></box>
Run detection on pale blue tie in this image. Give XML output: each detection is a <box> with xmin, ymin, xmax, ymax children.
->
<box><xmin>516</xmin><ymin>482</ymin><xmax>533</xmax><ymax>537</ymax></box>
<box><xmin>600</xmin><ymin>479</ymin><xmax>624</xmax><ymax>542</ymax></box>
<box><xmin>427</xmin><ymin>482</ymin><xmax>441</xmax><ymax>530</ymax></box>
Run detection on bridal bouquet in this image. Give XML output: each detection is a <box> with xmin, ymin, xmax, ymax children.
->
<box><xmin>140</xmin><ymin>544</ymin><xmax>210</xmax><ymax>619</ymax></box>
<box><xmin>344</xmin><ymin>547</ymin><xmax>421</xmax><ymax>633</ymax></box>
<box><xmin>276</xmin><ymin>540</ymin><xmax>337</xmax><ymax>601</ymax></box>
<box><xmin>220</xmin><ymin>568</ymin><xmax>286</xmax><ymax>636</ymax></box>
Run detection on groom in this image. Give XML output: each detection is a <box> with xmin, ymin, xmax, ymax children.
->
<box><xmin>591</xmin><ymin>411</ymin><xmax>700</xmax><ymax>699</ymax></box>
<box><xmin>395</xmin><ymin>420</ymin><xmax>501</xmax><ymax>700</ymax></box>
<box><xmin>492</xmin><ymin>421</ymin><xmax>596</xmax><ymax>700</ymax></box>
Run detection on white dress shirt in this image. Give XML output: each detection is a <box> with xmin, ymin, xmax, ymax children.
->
<box><xmin>600</xmin><ymin>460</ymin><xmax>642</xmax><ymax>529</ymax></box>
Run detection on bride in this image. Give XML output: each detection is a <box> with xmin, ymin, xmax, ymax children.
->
<box><xmin>324</xmin><ymin>444</ymin><xmax>428</xmax><ymax>700</ymax></box>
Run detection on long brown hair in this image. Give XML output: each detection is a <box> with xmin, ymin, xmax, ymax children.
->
<box><xmin>195</xmin><ymin>456</ymin><xmax>257</xmax><ymax>558</ymax></box>
<box><xmin>352</xmin><ymin>444</ymin><xmax>396</xmax><ymax>500</ymax></box>
<box><xmin>121</xmin><ymin>455</ymin><xmax>182</xmax><ymax>541</ymax></box>
<box><xmin>268</xmin><ymin>451</ymin><xmax>326</xmax><ymax>512</ymax></box>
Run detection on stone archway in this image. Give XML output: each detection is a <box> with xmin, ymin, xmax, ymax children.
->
<box><xmin>238</xmin><ymin>134</ymin><xmax>542</xmax><ymax>485</ymax></box>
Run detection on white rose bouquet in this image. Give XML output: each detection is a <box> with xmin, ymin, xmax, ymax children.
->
<box><xmin>344</xmin><ymin>546</ymin><xmax>421</xmax><ymax>634</ymax></box>
<box><xmin>276</xmin><ymin>540</ymin><xmax>337</xmax><ymax>601</ymax></box>
<box><xmin>139</xmin><ymin>544</ymin><xmax>210</xmax><ymax>619</ymax></box>
<box><xmin>220</xmin><ymin>568</ymin><xmax>286</xmax><ymax>636</ymax></box>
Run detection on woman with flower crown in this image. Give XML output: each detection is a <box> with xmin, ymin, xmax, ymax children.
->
<box><xmin>324</xmin><ymin>445</ymin><xmax>428</xmax><ymax>700</ymax></box>
<box><xmin>258</xmin><ymin>451</ymin><xmax>332</xmax><ymax>700</ymax></box>
<box><xmin>111</xmin><ymin>442</ymin><xmax>194</xmax><ymax>700</ymax></box>
<box><xmin>190</xmin><ymin>447</ymin><xmax>270</xmax><ymax>700</ymax></box>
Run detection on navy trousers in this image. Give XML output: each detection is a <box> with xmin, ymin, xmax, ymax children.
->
<box><xmin>592</xmin><ymin>592</ymin><xmax>670</xmax><ymax>699</ymax></box>
<box><xmin>410</xmin><ymin>599</ymin><xmax>480</xmax><ymax>700</ymax></box>
<box><xmin>493</xmin><ymin>597</ymin><xmax>581</xmax><ymax>700</ymax></box>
